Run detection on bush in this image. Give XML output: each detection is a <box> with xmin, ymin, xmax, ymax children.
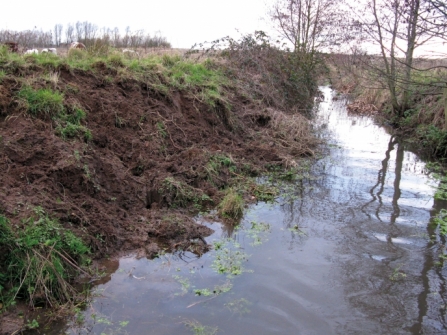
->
<box><xmin>0</xmin><ymin>208</ymin><xmax>90</xmax><ymax>308</ymax></box>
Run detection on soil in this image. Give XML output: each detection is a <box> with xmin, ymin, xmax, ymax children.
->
<box><xmin>0</xmin><ymin>65</ymin><xmax>298</xmax><ymax>260</ymax></box>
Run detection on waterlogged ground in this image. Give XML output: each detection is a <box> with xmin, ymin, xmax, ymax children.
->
<box><xmin>53</xmin><ymin>87</ymin><xmax>447</xmax><ymax>334</ymax></box>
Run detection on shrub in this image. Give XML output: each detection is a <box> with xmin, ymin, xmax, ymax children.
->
<box><xmin>18</xmin><ymin>86</ymin><xmax>64</xmax><ymax>117</ymax></box>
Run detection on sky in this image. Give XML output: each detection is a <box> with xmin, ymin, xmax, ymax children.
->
<box><xmin>2</xmin><ymin>0</ymin><xmax>276</xmax><ymax>48</ymax></box>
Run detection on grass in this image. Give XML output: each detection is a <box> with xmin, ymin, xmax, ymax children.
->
<box><xmin>0</xmin><ymin>46</ymin><xmax>232</xmax><ymax>114</ymax></box>
<box><xmin>18</xmin><ymin>86</ymin><xmax>64</xmax><ymax>117</ymax></box>
<box><xmin>0</xmin><ymin>207</ymin><xmax>90</xmax><ymax>308</ymax></box>
<box><xmin>55</xmin><ymin>107</ymin><xmax>92</xmax><ymax>141</ymax></box>
<box><xmin>218</xmin><ymin>188</ymin><xmax>244</xmax><ymax>220</ymax></box>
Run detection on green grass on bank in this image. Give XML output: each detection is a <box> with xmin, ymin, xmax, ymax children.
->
<box><xmin>1</xmin><ymin>46</ymin><xmax>229</xmax><ymax>113</ymax></box>
<box><xmin>0</xmin><ymin>207</ymin><xmax>90</xmax><ymax>309</ymax></box>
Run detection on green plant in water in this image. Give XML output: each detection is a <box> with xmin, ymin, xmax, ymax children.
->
<box><xmin>225</xmin><ymin>298</ymin><xmax>251</xmax><ymax>315</ymax></box>
<box><xmin>212</xmin><ymin>239</ymin><xmax>250</xmax><ymax>277</ymax></box>
<box><xmin>434</xmin><ymin>209</ymin><xmax>447</xmax><ymax>236</ymax></box>
<box><xmin>194</xmin><ymin>281</ymin><xmax>232</xmax><ymax>297</ymax></box>
<box><xmin>246</xmin><ymin>221</ymin><xmax>271</xmax><ymax>246</ymax></box>
<box><xmin>184</xmin><ymin>320</ymin><xmax>218</xmax><ymax>335</ymax></box>
<box><xmin>173</xmin><ymin>275</ymin><xmax>191</xmax><ymax>295</ymax></box>
<box><xmin>390</xmin><ymin>265</ymin><xmax>407</xmax><ymax>281</ymax></box>
<box><xmin>25</xmin><ymin>319</ymin><xmax>39</xmax><ymax>330</ymax></box>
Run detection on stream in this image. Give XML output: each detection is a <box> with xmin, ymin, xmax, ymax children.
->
<box><xmin>54</xmin><ymin>86</ymin><xmax>447</xmax><ymax>334</ymax></box>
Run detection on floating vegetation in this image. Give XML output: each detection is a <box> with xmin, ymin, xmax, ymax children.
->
<box><xmin>434</xmin><ymin>209</ymin><xmax>447</xmax><ymax>236</ymax></box>
<box><xmin>212</xmin><ymin>239</ymin><xmax>251</xmax><ymax>277</ymax></box>
<box><xmin>390</xmin><ymin>265</ymin><xmax>407</xmax><ymax>281</ymax></box>
<box><xmin>173</xmin><ymin>275</ymin><xmax>192</xmax><ymax>295</ymax></box>
<box><xmin>225</xmin><ymin>298</ymin><xmax>252</xmax><ymax>315</ymax></box>
<box><xmin>246</xmin><ymin>221</ymin><xmax>271</xmax><ymax>246</ymax></box>
<box><xmin>184</xmin><ymin>320</ymin><xmax>218</xmax><ymax>335</ymax></box>
<box><xmin>194</xmin><ymin>281</ymin><xmax>232</xmax><ymax>297</ymax></box>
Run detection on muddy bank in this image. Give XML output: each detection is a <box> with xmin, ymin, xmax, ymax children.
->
<box><xmin>0</xmin><ymin>62</ymin><xmax>315</xmax><ymax>257</ymax></box>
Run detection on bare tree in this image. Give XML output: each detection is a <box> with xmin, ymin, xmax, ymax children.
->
<box><xmin>354</xmin><ymin>0</ymin><xmax>446</xmax><ymax>116</ymax></box>
<box><xmin>269</xmin><ymin>0</ymin><xmax>348</xmax><ymax>54</ymax></box>
<box><xmin>75</xmin><ymin>21</ymin><xmax>84</xmax><ymax>43</ymax></box>
<box><xmin>65</xmin><ymin>23</ymin><xmax>74</xmax><ymax>44</ymax></box>
<box><xmin>54</xmin><ymin>24</ymin><xmax>63</xmax><ymax>46</ymax></box>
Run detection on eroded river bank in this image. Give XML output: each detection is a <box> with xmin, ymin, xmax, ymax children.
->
<box><xmin>46</xmin><ymin>86</ymin><xmax>447</xmax><ymax>334</ymax></box>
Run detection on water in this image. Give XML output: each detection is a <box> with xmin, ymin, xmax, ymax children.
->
<box><xmin>59</xmin><ymin>87</ymin><xmax>447</xmax><ymax>334</ymax></box>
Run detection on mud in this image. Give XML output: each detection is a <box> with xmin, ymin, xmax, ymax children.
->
<box><xmin>0</xmin><ymin>65</ymin><xmax>302</xmax><ymax>260</ymax></box>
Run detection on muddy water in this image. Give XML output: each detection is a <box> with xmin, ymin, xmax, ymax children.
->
<box><xmin>62</xmin><ymin>86</ymin><xmax>447</xmax><ymax>334</ymax></box>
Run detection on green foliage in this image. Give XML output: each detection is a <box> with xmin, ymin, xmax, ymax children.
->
<box><xmin>434</xmin><ymin>209</ymin><xmax>447</xmax><ymax>236</ymax></box>
<box><xmin>434</xmin><ymin>177</ymin><xmax>447</xmax><ymax>201</ymax></box>
<box><xmin>194</xmin><ymin>281</ymin><xmax>232</xmax><ymax>297</ymax></box>
<box><xmin>417</xmin><ymin>125</ymin><xmax>447</xmax><ymax>157</ymax></box>
<box><xmin>212</xmin><ymin>239</ymin><xmax>250</xmax><ymax>277</ymax></box>
<box><xmin>18</xmin><ymin>86</ymin><xmax>64</xmax><ymax>117</ymax></box>
<box><xmin>246</xmin><ymin>221</ymin><xmax>271</xmax><ymax>246</ymax></box>
<box><xmin>185</xmin><ymin>321</ymin><xmax>218</xmax><ymax>335</ymax></box>
<box><xmin>161</xmin><ymin>54</ymin><xmax>181</xmax><ymax>67</ymax></box>
<box><xmin>33</xmin><ymin>53</ymin><xmax>62</xmax><ymax>69</ymax></box>
<box><xmin>390</xmin><ymin>266</ymin><xmax>407</xmax><ymax>281</ymax></box>
<box><xmin>218</xmin><ymin>188</ymin><xmax>244</xmax><ymax>220</ymax></box>
<box><xmin>206</xmin><ymin>153</ymin><xmax>237</xmax><ymax>184</ymax></box>
<box><xmin>55</xmin><ymin>107</ymin><xmax>92</xmax><ymax>141</ymax></box>
<box><xmin>173</xmin><ymin>275</ymin><xmax>191</xmax><ymax>295</ymax></box>
<box><xmin>0</xmin><ymin>208</ymin><xmax>90</xmax><ymax>308</ymax></box>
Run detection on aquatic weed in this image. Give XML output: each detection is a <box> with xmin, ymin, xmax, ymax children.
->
<box><xmin>211</xmin><ymin>239</ymin><xmax>251</xmax><ymax>277</ymax></box>
<box><xmin>434</xmin><ymin>209</ymin><xmax>447</xmax><ymax>236</ymax></box>
<box><xmin>246</xmin><ymin>221</ymin><xmax>271</xmax><ymax>246</ymax></box>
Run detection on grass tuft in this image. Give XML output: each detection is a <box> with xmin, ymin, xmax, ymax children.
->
<box><xmin>218</xmin><ymin>188</ymin><xmax>244</xmax><ymax>220</ymax></box>
<box><xmin>18</xmin><ymin>86</ymin><xmax>64</xmax><ymax>117</ymax></box>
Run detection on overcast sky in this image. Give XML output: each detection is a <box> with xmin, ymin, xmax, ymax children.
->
<box><xmin>2</xmin><ymin>0</ymin><xmax>275</xmax><ymax>48</ymax></box>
